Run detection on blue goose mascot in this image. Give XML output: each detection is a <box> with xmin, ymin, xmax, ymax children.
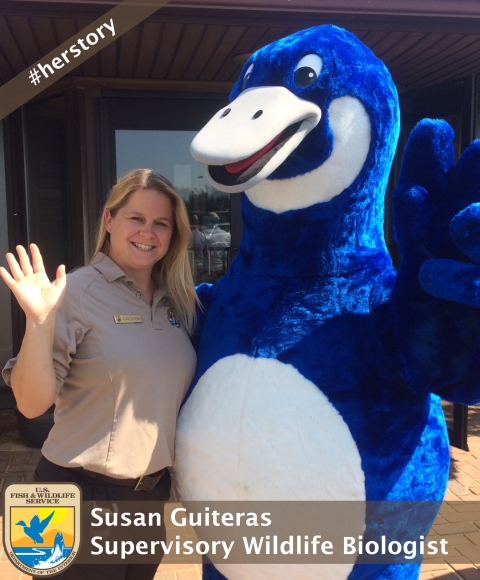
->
<box><xmin>174</xmin><ymin>25</ymin><xmax>480</xmax><ymax>580</ymax></box>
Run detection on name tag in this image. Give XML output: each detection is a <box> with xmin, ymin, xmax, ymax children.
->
<box><xmin>114</xmin><ymin>314</ymin><xmax>143</xmax><ymax>324</ymax></box>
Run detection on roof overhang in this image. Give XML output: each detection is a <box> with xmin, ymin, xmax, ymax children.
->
<box><xmin>0</xmin><ymin>0</ymin><xmax>479</xmax><ymax>95</ymax></box>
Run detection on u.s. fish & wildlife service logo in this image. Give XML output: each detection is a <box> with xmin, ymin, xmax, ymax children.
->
<box><xmin>167</xmin><ymin>307</ymin><xmax>181</xmax><ymax>328</ymax></box>
<box><xmin>3</xmin><ymin>483</ymin><xmax>81</xmax><ymax>575</ymax></box>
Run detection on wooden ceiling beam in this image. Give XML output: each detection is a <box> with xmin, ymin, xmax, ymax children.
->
<box><xmin>2</xmin><ymin>0</ymin><xmax>480</xmax><ymax>18</ymax></box>
<box><xmin>70</xmin><ymin>75</ymin><xmax>234</xmax><ymax>92</ymax></box>
<box><xmin>0</xmin><ymin>2</ymin><xmax>480</xmax><ymax>35</ymax></box>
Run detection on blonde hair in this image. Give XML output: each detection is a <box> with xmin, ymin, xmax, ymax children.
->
<box><xmin>92</xmin><ymin>169</ymin><xmax>198</xmax><ymax>334</ymax></box>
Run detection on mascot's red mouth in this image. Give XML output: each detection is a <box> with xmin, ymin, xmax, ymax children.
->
<box><xmin>225</xmin><ymin>133</ymin><xmax>283</xmax><ymax>174</ymax></box>
<box><xmin>208</xmin><ymin>120</ymin><xmax>302</xmax><ymax>186</ymax></box>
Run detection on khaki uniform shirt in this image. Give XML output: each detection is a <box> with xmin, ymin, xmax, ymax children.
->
<box><xmin>2</xmin><ymin>253</ymin><xmax>196</xmax><ymax>479</ymax></box>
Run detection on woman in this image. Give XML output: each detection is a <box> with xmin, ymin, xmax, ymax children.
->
<box><xmin>1</xmin><ymin>169</ymin><xmax>198</xmax><ymax>579</ymax></box>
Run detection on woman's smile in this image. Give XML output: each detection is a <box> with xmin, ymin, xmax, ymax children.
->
<box><xmin>132</xmin><ymin>242</ymin><xmax>155</xmax><ymax>251</ymax></box>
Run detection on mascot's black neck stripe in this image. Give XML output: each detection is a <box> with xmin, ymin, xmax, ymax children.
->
<box><xmin>208</xmin><ymin>121</ymin><xmax>302</xmax><ymax>186</ymax></box>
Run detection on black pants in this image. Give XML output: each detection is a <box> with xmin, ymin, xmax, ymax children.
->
<box><xmin>33</xmin><ymin>455</ymin><xmax>171</xmax><ymax>580</ymax></box>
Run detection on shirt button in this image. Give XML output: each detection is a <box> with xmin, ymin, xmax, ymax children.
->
<box><xmin>127</xmin><ymin>281</ymin><xmax>133</xmax><ymax>286</ymax></box>
<box><xmin>136</xmin><ymin>292</ymin><xmax>142</xmax><ymax>298</ymax></box>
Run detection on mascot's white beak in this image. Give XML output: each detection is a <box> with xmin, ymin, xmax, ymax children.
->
<box><xmin>190</xmin><ymin>86</ymin><xmax>322</xmax><ymax>193</ymax></box>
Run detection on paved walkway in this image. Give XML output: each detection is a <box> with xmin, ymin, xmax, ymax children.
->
<box><xmin>0</xmin><ymin>406</ymin><xmax>479</xmax><ymax>579</ymax></box>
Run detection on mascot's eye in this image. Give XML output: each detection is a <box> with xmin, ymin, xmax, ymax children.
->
<box><xmin>242</xmin><ymin>63</ymin><xmax>254</xmax><ymax>91</ymax></box>
<box><xmin>294</xmin><ymin>54</ymin><xmax>323</xmax><ymax>87</ymax></box>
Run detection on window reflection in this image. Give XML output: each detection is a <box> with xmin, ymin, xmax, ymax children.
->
<box><xmin>193</xmin><ymin>211</ymin><xmax>231</xmax><ymax>283</ymax></box>
<box><xmin>116</xmin><ymin>130</ymin><xmax>231</xmax><ymax>283</ymax></box>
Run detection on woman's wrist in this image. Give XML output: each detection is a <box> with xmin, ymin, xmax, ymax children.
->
<box><xmin>26</xmin><ymin>311</ymin><xmax>57</xmax><ymax>326</ymax></box>
<box><xmin>24</xmin><ymin>314</ymin><xmax>57</xmax><ymax>339</ymax></box>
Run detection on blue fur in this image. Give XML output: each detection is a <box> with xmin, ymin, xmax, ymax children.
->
<box><xmin>393</xmin><ymin>123</ymin><xmax>480</xmax><ymax>402</ymax></box>
<box><xmin>185</xmin><ymin>24</ymin><xmax>480</xmax><ymax>580</ymax></box>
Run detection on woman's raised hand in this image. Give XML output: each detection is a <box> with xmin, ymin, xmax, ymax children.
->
<box><xmin>0</xmin><ymin>244</ymin><xmax>66</xmax><ymax>323</ymax></box>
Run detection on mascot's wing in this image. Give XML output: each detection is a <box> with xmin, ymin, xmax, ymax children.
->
<box><xmin>192</xmin><ymin>283</ymin><xmax>214</xmax><ymax>352</ymax></box>
<box><xmin>392</xmin><ymin>118</ymin><xmax>480</xmax><ymax>404</ymax></box>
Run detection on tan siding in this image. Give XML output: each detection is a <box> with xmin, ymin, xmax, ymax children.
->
<box><xmin>183</xmin><ymin>24</ymin><xmax>228</xmax><ymax>80</ymax></box>
<box><xmin>134</xmin><ymin>21</ymin><xmax>162</xmax><ymax>78</ymax></box>
<box><xmin>199</xmin><ymin>25</ymin><xmax>246</xmax><ymax>81</ymax></box>
<box><xmin>149</xmin><ymin>22</ymin><xmax>185</xmax><ymax>79</ymax></box>
<box><xmin>117</xmin><ymin>24</ymin><xmax>140</xmax><ymax>78</ymax></box>
<box><xmin>0</xmin><ymin>9</ymin><xmax>478</xmax><ymax>90</ymax></box>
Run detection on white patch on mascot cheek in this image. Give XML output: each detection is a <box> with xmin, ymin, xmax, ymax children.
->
<box><xmin>174</xmin><ymin>355</ymin><xmax>365</xmax><ymax>580</ymax></box>
<box><xmin>246</xmin><ymin>96</ymin><xmax>371</xmax><ymax>213</ymax></box>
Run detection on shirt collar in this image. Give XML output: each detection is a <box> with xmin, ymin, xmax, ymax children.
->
<box><xmin>91</xmin><ymin>252</ymin><xmax>127</xmax><ymax>283</ymax></box>
<box><xmin>91</xmin><ymin>252</ymin><xmax>164</xmax><ymax>289</ymax></box>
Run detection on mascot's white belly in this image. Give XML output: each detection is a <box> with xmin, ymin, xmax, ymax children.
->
<box><xmin>175</xmin><ymin>354</ymin><xmax>365</xmax><ymax>580</ymax></box>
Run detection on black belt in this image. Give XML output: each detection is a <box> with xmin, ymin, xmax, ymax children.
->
<box><xmin>73</xmin><ymin>466</ymin><xmax>167</xmax><ymax>491</ymax></box>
